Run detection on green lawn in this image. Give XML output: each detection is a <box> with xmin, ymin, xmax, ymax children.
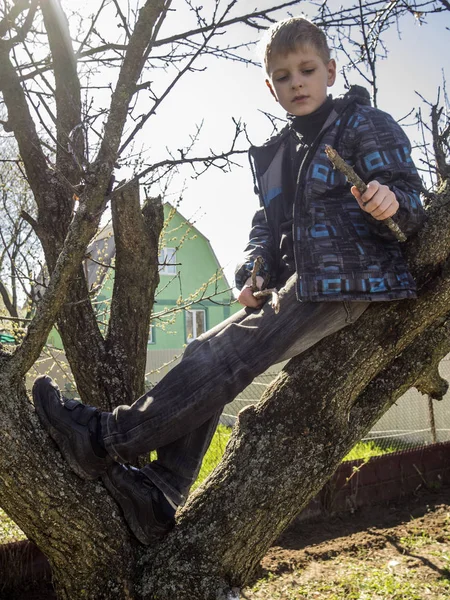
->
<box><xmin>344</xmin><ymin>438</ymin><xmax>402</xmax><ymax>462</ymax></box>
<box><xmin>192</xmin><ymin>424</ymin><xmax>233</xmax><ymax>489</ymax></box>
<box><xmin>0</xmin><ymin>508</ymin><xmax>26</xmax><ymax>543</ymax></box>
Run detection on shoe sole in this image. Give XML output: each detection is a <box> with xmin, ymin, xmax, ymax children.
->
<box><xmin>102</xmin><ymin>470</ymin><xmax>154</xmax><ymax>545</ymax></box>
<box><xmin>33</xmin><ymin>383</ymin><xmax>101</xmax><ymax>481</ymax></box>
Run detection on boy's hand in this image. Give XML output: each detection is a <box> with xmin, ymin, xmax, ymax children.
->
<box><xmin>237</xmin><ymin>276</ymin><xmax>265</xmax><ymax>308</ymax></box>
<box><xmin>351</xmin><ymin>181</ymin><xmax>399</xmax><ymax>221</ymax></box>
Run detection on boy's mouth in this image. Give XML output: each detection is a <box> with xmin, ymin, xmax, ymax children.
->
<box><xmin>293</xmin><ymin>95</ymin><xmax>308</xmax><ymax>102</ymax></box>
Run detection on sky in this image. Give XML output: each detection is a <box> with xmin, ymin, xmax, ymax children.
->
<box><xmin>65</xmin><ymin>0</ymin><xmax>449</xmax><ymax>288</ymax></box>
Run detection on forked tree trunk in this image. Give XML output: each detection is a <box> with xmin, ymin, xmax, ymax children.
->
<box><xmin>0</xmin><ymin>181</ymin><xmax>449</xmax><ymax>599</ymax></box>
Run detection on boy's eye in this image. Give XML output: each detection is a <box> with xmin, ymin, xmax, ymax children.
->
<box><xmin>275</xmin><ymin>74</ymin><xmax>289</xmax><ymax>82</ymax></box>
<box><xmin>303</xmin><ymin>68</ymin><xmax>315</xmax><ymax>75</ymax></box>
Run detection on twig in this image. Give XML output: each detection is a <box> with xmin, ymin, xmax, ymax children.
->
<box><xmin>0</xmin><ymin>315</ymin><xmax>32</xmax><ymax>322</ymax></box>
<box><xmin>253</xmin><ymin>289</ymin><xmax>280</xmax><ymax>314</ymax></box>
<box><xmin>324</xmin><ymin>145</ymin><xmax>407</xmax><ymax>242</ymax></box>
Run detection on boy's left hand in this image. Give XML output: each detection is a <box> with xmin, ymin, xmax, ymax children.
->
<box><xmin>351</xmin><ymin>181</ymin><xmax>399</xmax><ymax>221</ymax></box>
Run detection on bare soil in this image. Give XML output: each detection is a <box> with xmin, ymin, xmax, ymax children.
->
<box><xmin>243</xmin><ymin>485</ymin><xmax>450</xmax><ymax>599</ymax></box>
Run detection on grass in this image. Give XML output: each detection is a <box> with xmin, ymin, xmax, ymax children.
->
<box><xmin>192</xmin><ymin>424</ymin><xmax>232</xmax><ymax>489</ymax></box>
<box><xmin>250</xmin><ymin>564</ymin><xmax>450</xmax><ymax>599</ymax></box>
<box><xmin>344</xmin><ymin>439</ymin><xmax>403</xmax><ymax>462</ymax></box>
<box><xmin>0</xmin><ymin>508</ymin><xmax>26</xmax><ymax>543</ymax></box>
<box><xmin>0</xmin><ymin>429</ymin><xmax>409</xmax><ymax>544</ymax></box>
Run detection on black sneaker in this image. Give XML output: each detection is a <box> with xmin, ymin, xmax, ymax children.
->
<box><xmin>33</xmin><ymin>375</ymin><xmax>111</xmax><ymax>480</ymax></box>
<box><xmin>102</xmin><ymin>464</ymin><xmax>175</xmax><ymax>545</ymax></box>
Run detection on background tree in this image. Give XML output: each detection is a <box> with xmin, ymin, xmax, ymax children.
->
<box><xmin>0</xmin><ymin>1</ymin><xmax>449</xmax><ymax>599</ymax></box>
<box><xmin>0</xmin><ymin>138</ymin><xmax>40</xmax><ymax>322</ymax></box>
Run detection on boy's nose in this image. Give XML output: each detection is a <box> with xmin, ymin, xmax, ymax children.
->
<box><xmin>291</xmin><ymin>77</ymin><xmax>303</xmax><ymax>89</ymax></box>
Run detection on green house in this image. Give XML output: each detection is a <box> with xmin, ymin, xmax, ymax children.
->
<box><xmin>46</xmin><ymin>203</ymin><xmax>239</xmax><ymax>385</ymax></box>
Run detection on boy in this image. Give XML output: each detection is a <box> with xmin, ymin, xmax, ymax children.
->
<box><xmin>33</xmin><ymin>17</ymin><xmax>426</xmax><ymax>545</ymax></box>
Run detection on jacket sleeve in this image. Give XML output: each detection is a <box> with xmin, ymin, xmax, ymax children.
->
<box><xmin>351</xmin><ymin>108</ymin><xmax>427</xmax><ymax>241</ymax></box>
<box><xmin>234</xmin><ymin>207</ymin><xmax>276</xmax><ymax>290</ymax></box>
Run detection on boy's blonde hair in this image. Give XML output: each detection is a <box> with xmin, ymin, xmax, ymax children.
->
<box><xmin>263</xmin><ymin>17</ymin><xmax>331</xmax><ymax>74</ymax></box>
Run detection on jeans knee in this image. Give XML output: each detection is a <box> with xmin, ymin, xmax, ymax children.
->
<box><xmin>343</xmin><ymin>301</ymin><xmax>370</xmax><ymax>324</ymax></box>
<box><xmin>183</xmin><ymin>340</ymin><xmax>199</xmax><ymax>359</ymax></box>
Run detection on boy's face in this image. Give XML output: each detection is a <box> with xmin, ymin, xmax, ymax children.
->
<box><xmin>266</xmin><ymin>45</ymin><xmax>336</xmax><ymax>117</ymax></box>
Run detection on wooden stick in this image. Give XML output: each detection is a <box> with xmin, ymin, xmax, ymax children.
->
<box><xmin>324</xmin><ymin>145</ymin><xmax>407</xmax><ymax>242</ymax></box>
<box><xmin>250</xmin><ymin>257</ymin><xmax>280</xmax><ymax>313</ymax></box>
<box><xmin>253</xmin><ymin>289</ymin><xmax>280</xmax><ymax>314</ymax></box>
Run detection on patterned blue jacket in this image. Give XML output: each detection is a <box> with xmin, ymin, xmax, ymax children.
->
<box><xmin>235</xmin><ymin>89</ymin><xmax>427</xmax><ymax>302</ymax></box>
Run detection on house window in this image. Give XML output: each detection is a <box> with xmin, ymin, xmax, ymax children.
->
<box><xmin>186</xmin><ymin>309</ymin><xmax>206</xmax><ymax>343</ymax></box>
<box><xmin>158</xmin><ymin>247</ymin><xmax>177</xmax><ymax>275</ymax></box>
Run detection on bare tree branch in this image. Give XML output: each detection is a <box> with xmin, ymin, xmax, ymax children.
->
<box><xmin>0</xmin><ymin>0</ymin><xmax>32</xmax><ymax>39</ymax></box>
<box><xmin>92</xmin><ymin>0</ymin><xmax>171</xmax><ymax>185</ymax></box>
<box><xmin>111</xmin><ymin>0</ymin><xmax>132</xmax><ymax>41</ymax></box>
<box><xmin>0</xmin><ymin>279</ymin><xmax>18</xmax><ymax>318</ymax></box>
<box><xmin>3</xmin><ymin>0</ymin><xmax>39</xmax><ymax>47</ymax></box>
<box><xmin>41</xmin><ymin>0</ymin><xmax>83</xmax><ymax>184</ymax></box>
<box><xmin>119</xmin><ymin>3</ymin><xmax>238</xmax><ymax>156</ymax></box>
<box><xmin>76</xmin><ymin>0</ymin><xmax>109</xmax><ymax>56</ymax></box>
<box><xmin>0</xmin><ymin>42</ymin><xmax>50</xmax><ymax>203</ymax></box>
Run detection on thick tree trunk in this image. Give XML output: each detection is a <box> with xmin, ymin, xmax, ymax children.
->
<box><xmin>47</xmin><ymin>187</ymin><xmax>164</xmax><ymax>412</ymax></box>
<box><xmin>0</xmin><ymin>357</ymin><xmax>136</xmax><ymax>598</ymax></box>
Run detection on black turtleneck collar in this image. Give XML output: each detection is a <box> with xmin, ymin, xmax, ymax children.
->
<box><xmin>287</xmin><ymin>95</ymin><xmax>334</xmax><ymax>145</ymax></box>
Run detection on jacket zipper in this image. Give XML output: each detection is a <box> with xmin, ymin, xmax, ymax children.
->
<box><xmin>293</xmin><ymin>116</ymin><xmax>338</xmax><ymax>299</ymax></box>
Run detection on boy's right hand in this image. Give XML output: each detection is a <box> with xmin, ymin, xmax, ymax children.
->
<box><xmin>237</xmin><ymin>276</ymin><xmax>265</xmax><ymax>308</ymax></box>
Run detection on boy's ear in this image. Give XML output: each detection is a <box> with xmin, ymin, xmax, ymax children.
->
<box><xmin>327</xmin><ymin>59</ymin><xmax>337</xmax><ymax>87</ymax></box>
<box><xmin>265</xmin><ymin>79</ymin><xmax>278</xmax><ymax>102</ymax></box>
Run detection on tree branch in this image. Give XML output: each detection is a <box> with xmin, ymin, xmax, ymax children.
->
<box><xmin>106</xmin><ymin>185</ymin><xmax>164</xmax><ymax>404</ymax></box>
<box><xmin>40</xmin><ymin>0</ymin><xmax>84</xmax><ymax>185</ymax></box>
<box><xmin>111</xmin><ymin>0</ymin><xmax>132</xmax><ymax>41</ymax></box>
<box><xmin>118</xmin><ymin>28</ymin><xmax>214</xmax><ymax>156</ymax></box>
<box><xmin>431</xmin><ymin>102</ymin><xmax>450</xmax><ymax>185</ymax></box>
<box><xmin>75</xmin><ymin>0</ymin><xmax>109</xmax><ymax>56</ymax></box>
<box><xmin>6</xmin><ymin>194</ymin><xmax>108</xmax><ymax>377</ymax></box>
<box><xmin>0</xmin><ymin>0</ymin><xmax>32</xmax><ymax>38</ymax></box>
<box><xmin>92</xmin><ymin>0</ymin><xmax>171</xmax><ymax>182</ymax></box>
<box><xmin>116</xmin><ymin>120</ymin><xmax>247</xmax><ymax>192</ymax></box>
<box><xmin>0</xmin><ymin>279</ymin><xmax>18</xmax><ymax>318</ymax></box>
<box><xmin>3</xmin><ymin>0</ymin><xmax>39</xmax><ymax>47</ymax></box>
<box><xmin>151</xmin><ymin>1</ymin><xmax>314</xmax><ymax>48</ymax></box>
<box><xmin>0</xmin><ymin>41</ymin><xmax>50</xmax><ymax>203</ymax></box>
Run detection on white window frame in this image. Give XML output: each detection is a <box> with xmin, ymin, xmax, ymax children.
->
<box><xmin>158</xmin><ymin>247</ymin><xmax>177</xmax><ymax>275</ymax></box>
<box><xmin>148</xmin><ymin>322</ymin><xmax>155</xmax><ymax>345</ymax></box>
<box><xmin>186</xmin><ymin>309</ymin><xmax>206</xmax><ymax>343</ymax></box>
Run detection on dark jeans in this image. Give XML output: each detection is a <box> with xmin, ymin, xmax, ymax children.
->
<box><xmin>102</xmin><ymin>274</ymin><xmax>369</xmax><ymax>506</ymax></box>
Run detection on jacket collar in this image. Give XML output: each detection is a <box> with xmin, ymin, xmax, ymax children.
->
<box><xmin>249</xmin><ymin>85</ymin><xmax>371</xmax><ymax>172</ymax></box>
